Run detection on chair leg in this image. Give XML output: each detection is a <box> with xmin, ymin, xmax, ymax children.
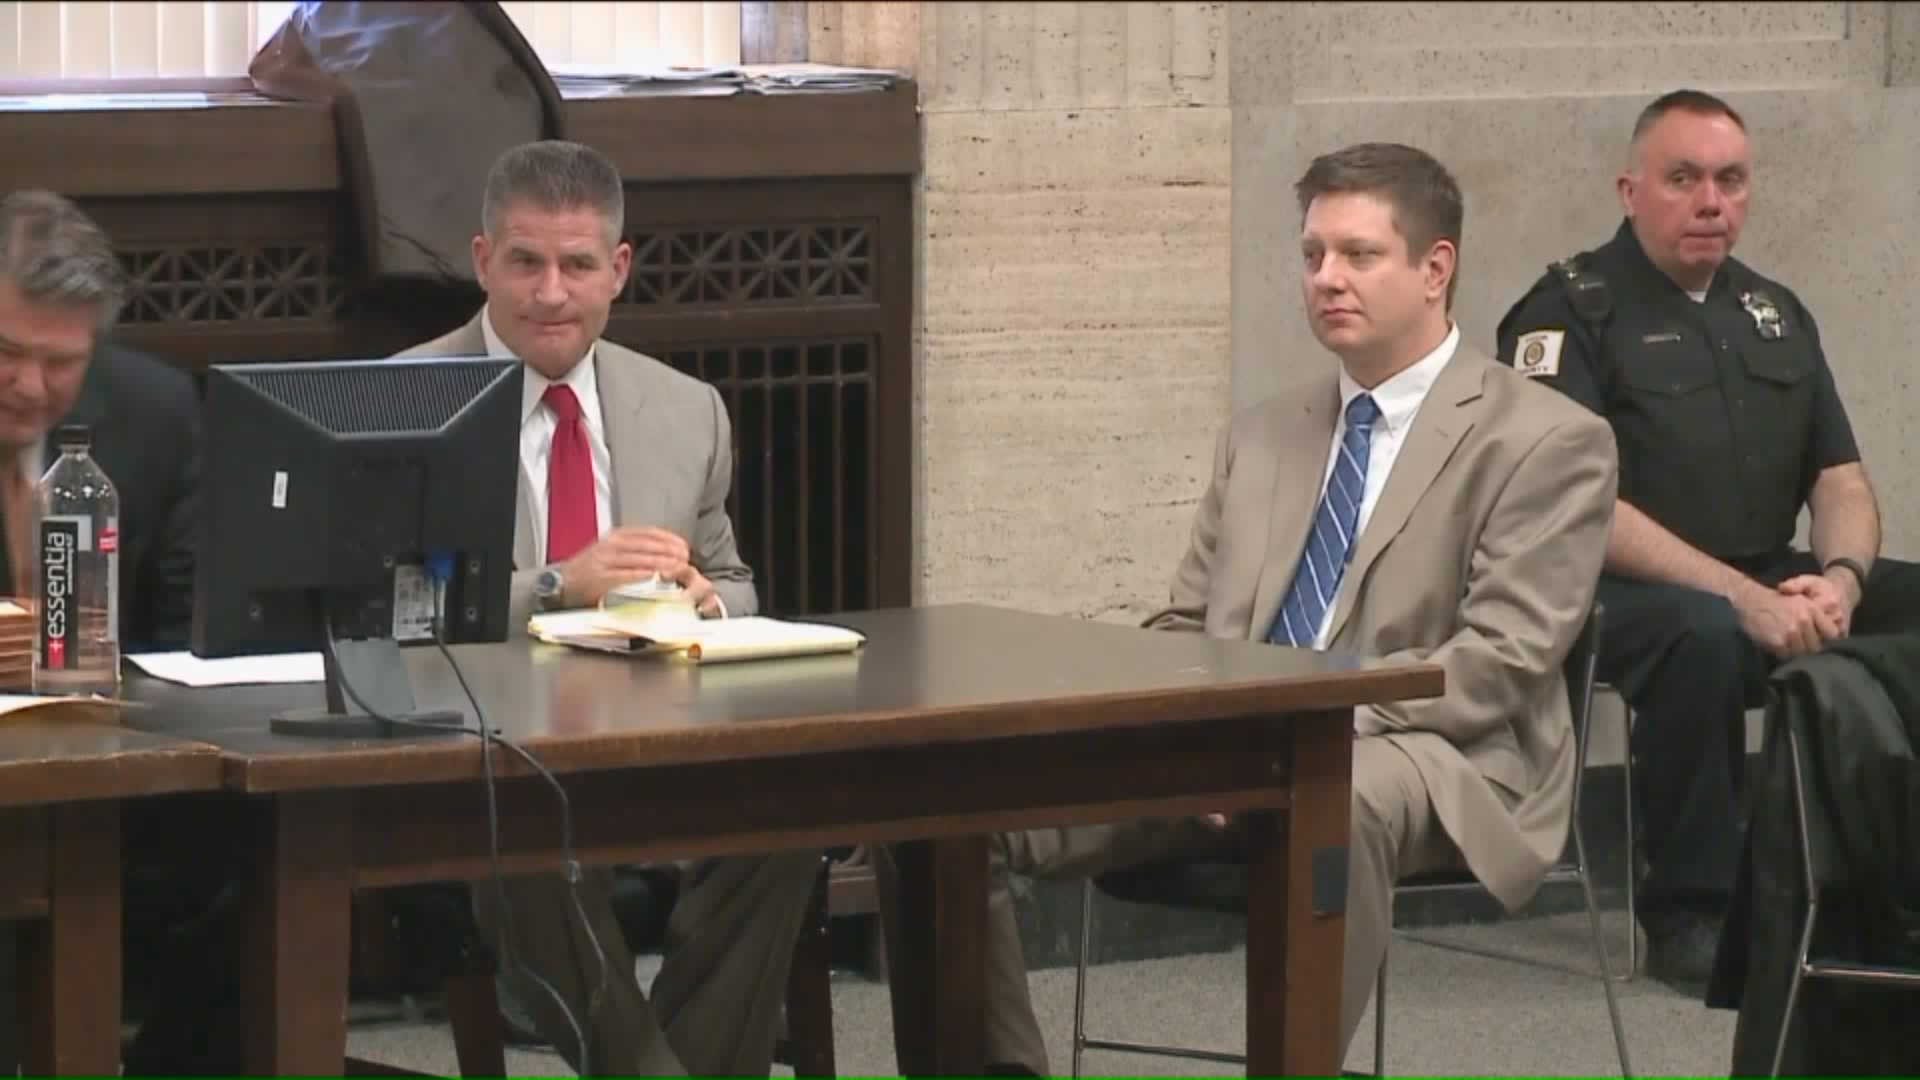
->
<box><xmin>1372</xmin><ymin>952</ymin><xmax>1387</xmax><ymax>1078</ymax></box>
<box><xmin>1573</xmin><ymin>802</ymin><xmax>1633</xmax><ymax>1077</ymax></box>
<box><xmin>1621</xmin><ymin>700</ymin><xmax>1639</xmax><ymax>983</ymax></box>
<box><xmin>1071</xmin><ymin>879</ymin><xmax>1095</xmax><ymax>1079</ymax></box>
<box><xmin>1770</xmin><ymin>722</ymin><xmax>1822</xmax><ymax>1078</ymax></box>
<box><xmin>444</xmin><ymin>973</ymin><xmax>508</xmax><ymax>1077</ymax></box>
<box><xmin>1073</xmin><ymin>880</ymin><xmax>1244</xmax><ymax>1070</ymax></box>
<box><xmin>777</xmin><ymin>858</ymin><xmax>837</xmax><ymax>1078</ymax></box>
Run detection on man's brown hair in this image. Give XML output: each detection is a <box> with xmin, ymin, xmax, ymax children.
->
<box><xmin>1631</xmin><ymin>89</ymin><xmax>1746</xmax><ymax>148</ymax></box>
<box><xmin>1294</xmin><ymin>142</ymin><xmax>1465</xmax><ymax>307</ymax></box>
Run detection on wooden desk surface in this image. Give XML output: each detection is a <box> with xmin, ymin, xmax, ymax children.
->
<box><xmin>124</xmin><ymin>604</ymin><xmax>1442</xmax><ymax>794</ymax></box>
<box><xmin>0</xmin><ymin>720</ymin><xmax>224</xmax><ymax>807</ymax></box>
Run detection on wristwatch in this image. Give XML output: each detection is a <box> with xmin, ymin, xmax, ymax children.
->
<box><xmin>1823</xmin><ymin>557</ymin><xmax>1868</xmax><ymax>590</ymax></box>
<box><xmin>532</xmin><ymin>566</ymin><xmax>567</xmax><ymax>610</ymax></box>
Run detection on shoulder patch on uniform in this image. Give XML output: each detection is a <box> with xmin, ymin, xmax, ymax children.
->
<box><xmin>1514</xmin><ymin>329</ymin><xmax>1564</xmax><ymax>378</ymax></box>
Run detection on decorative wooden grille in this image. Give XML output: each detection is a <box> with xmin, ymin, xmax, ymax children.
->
<box><xmin>114</xmin><ymin>222</ymin><xmax>875</xmax><ymax>326</ymax></box>
<box><xmin>624</xmin><ymin>223</ymin><xmax>874</xmax><ymax>307</ymax></box>
<box><xmin>652</xmin><ymin>339</ymin><xmax>876</xmax><ymax>615</ymax></box>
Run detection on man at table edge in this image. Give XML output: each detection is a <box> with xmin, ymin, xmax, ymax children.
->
<box><xmin>893</xmin><ymin>142</ymin><xmax>1619</xmax><ymax>1073</ymax></box>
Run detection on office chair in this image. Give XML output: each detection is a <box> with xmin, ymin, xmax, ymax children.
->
<box><xmin>1766</xmin><ymin>709</ymin><xmax>1920</xmax><ymax>1077</ymax></box>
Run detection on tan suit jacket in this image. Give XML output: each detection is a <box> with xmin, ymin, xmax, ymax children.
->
<box><xmin>1150</xmin><ymin>345</ymin><xmax>1617</xmax><ymax>908</ymax></box>
<box><xmin>397</xmin><ymin>313</ymin><xmax>758</xmax><ymax>626</ymax></box>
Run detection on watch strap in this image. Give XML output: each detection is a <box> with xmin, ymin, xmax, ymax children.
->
<box><xmin>1823</xmin><ymin>556</ymin><xmax>1868</xmax><ymax>590</ymax></box>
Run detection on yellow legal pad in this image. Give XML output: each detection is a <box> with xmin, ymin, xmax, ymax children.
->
<box><xmin>528</xmin><ymin>609</ymin><xmax>866</xmax><ymax>665</ymax></box>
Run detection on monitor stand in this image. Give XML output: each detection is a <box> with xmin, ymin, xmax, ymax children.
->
<box><xmin>269</xmin><ymin>638</ymin><xmax>469</xmax><ymax>739</ymax></box>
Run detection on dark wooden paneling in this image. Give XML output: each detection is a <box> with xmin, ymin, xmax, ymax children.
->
<box><xmin>0</xmin><ymin>86</ymin><xmax>919</xmax><ymax>196</ymax></box>
<box><xmin>0</xmin><ymin>100</ymin><xmax>340</xmax><ymax>197</ymax></box>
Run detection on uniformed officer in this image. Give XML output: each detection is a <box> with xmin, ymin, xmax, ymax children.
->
<box><xmin>1495</xmin><ymin>89</ymin><xmax>1920</xmax><ymax>995</ymax></box>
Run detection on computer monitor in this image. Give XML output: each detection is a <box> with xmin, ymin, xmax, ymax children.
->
<box><xmin>192</xmin><ymin>355</ymin><xmax>523</xmax><ymax>738</ymax></box>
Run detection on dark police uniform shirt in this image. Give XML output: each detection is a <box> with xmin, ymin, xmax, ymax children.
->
<box><xmin>1495</xmin><ymin>219</ymin><xmax>1859</xmax><ymax>567</ymax></box>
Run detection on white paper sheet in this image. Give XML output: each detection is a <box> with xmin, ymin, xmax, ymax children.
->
<box><xmin>126</xmin><ymin>651</ymin><xmax>324</xmax><ymax>687</ymax></box>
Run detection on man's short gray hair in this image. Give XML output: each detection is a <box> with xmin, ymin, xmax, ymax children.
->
<box><xmin>0</xmin><ymin>190</ymin><xmax>126</xmax><ymax>330</ymax></box>
<box><xmin>480</xmin><ymin>140</ymin><xmax>626</xmax><ymax>248</ymax></box>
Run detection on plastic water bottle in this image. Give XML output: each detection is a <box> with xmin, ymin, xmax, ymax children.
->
<box><xmin>32</xmin><ymin>424</ymin><xmax>119</xmax><ymax>697</ymax></box>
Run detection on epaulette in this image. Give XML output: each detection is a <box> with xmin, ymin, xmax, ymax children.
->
<box><xmin>1550</xmin><ymin>255</ymin><xmax>1612</xmax><ymax>326</ymax></box>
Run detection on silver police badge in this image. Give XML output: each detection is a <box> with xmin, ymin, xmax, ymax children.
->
<box><xmin>1740</xmin><ymin>290</ymin><xmax>1786</xmax><ymax>340</ymax></box>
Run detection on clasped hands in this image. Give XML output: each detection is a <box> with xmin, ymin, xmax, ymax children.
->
<box><xmin>555</xmin><ymin>526</ymin><xmax>721</xmax><ymax>615</ymax></box>
<box><xmin>1738</xmin><ymin>565</ymin><xmax>1862</xmax><ymax>660</ymax></box>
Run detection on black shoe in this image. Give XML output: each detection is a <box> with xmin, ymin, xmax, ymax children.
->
<box><xmin>1644</xmin><ymin>913</ymin><xmax>1722</xmax><ymax>997</ymax></box>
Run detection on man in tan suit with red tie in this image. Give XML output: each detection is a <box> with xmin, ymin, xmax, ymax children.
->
<box><xmin>971</xmin><ymin>143</ymin><xmax>1620</xmax><ymax>1071</ymax></box>
<box><xmin>397</xmin><ymin>139</ymin><xmax>819</xmax><ymax>1077</ymax></box>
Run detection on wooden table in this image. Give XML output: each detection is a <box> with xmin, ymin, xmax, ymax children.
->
<box><xmin>122</xmin><ymin>603</ymin><xmax>1441</xmax><ymax>1075</ymax></box>
<box><xmin>0</xmin><ymin>720</ymin><xmax>224</xmax><ymax>1075</ymax></box>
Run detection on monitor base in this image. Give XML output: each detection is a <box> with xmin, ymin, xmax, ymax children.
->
<box><xmin>268</xmin><ymin>636</ymin><xmax>471</xmax><ymax>740</ymax></box>
<box><xmin>269</xmin><ymin>707</ymin><xmax>468</xmax><ymax>739</ymax></box>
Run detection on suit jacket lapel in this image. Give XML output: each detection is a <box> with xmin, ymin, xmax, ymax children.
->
<box><xmin>593</xmin><ymin>342</ymin><xmax>651</xmax><ymax>527</ymax></box>
<box><xmin>1247</xmin><ymin>378</ymin><xmax>1341</xmax><ymax>641</ymax></box>
<box><xmin>496</xmin><ymin>321</ymin><xmax>536</xmax><ymax>565</ymax></box>
<box><xmin>513</xmin><ymin>481</ymin><xmax>536</xmax><ymax>570</ymax></box>
<box><xmin>433</xmin><ymin>312</ymin><xmax>539</xmax><ymax>566</ymax></box>
<box><xmin>1325</xmin><ymin>350</ymin><xmax>1484</xmax><ymax>644</ymax></box>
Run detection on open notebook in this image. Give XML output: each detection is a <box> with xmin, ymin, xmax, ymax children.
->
<box><xmin>528</xmin><ymin>609</ymin><xmax>866</xmax><ymax>665</ymax></box>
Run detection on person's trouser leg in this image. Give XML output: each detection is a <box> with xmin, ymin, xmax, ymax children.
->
<box><xmin>648</xmin><ymin>851</ymin><xmax>823</xmax><ymax>1077</ymax></box>
<box><xmin>875</xmin><ymin>818</ymin><xmax>1227</xmax><ymax>1076</ymax></box>
<box><xmin>1595</xmin><ymin>574</ymin><xmax>1766</xmax><ymax>930</ymax></box>
<box><xmin>475</xmin><ymin>870</ymin><xmax>684</xmax><ymax>1076</ymax></box>
<box><xmin>1338</xmin><ymin>738</ymin><xmax>1459</xmax><ymax>1056</ymax></box>
<box><xmin>120</xmin><ymin>873</ymin><xmax>246</xmax><ymax>1075</ymax></box>
<box><xmin>882</xmin><ymin>736</ymin><xmax>1458</xmax><ymax>1074</ymax></box>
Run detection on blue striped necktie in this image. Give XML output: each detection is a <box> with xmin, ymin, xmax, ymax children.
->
<box><xmin>1269</xmin><ymin>393</ymin><xmax>1381</xmax><ymax>648</ymax></box>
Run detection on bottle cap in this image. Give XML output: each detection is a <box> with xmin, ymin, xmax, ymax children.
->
<box><xmin>55</xmin><ymin>423</ymin><xmax>91</xmax><ymax>450</ymax></box>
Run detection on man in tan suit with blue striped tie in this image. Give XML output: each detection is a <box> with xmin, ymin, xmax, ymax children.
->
<box><xmin>967</xmin><ymin>144</ymin><xmax>1620</xmax><ymax>1072</ymax></box>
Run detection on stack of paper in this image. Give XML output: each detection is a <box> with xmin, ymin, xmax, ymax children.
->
<box><xmin>545</xmin><ymin>62</ymin><xmax>901</xmax><ymax>99</ymax></box>
<box><xmin>0</xmin><ymin>692</ymin><xmax>130</xmax><ymax>725</ymax></box>
<box><xmin>0</xmin><ymin>601</ymin><xmax>33</xmax><ymax>689</ymax></box>
<box><xmin>547</xmin><ymin>62</ymin><xmax>747</xmax><ymax>98</ymax></box>
<box><xmin>739</xmin><ymin>63</ymin><xmax>903</xmax><ymax>94</ymax></box>
<box><xmin>529</xmin><ymin>610</ymin><xmax>865</xmax><ymax>665</ymax></box>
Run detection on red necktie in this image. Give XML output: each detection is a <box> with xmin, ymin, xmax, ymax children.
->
<box><xmin>544</xmin><ymin>385</ymin><xmax>596</xmax><ymax>564</ymax></box>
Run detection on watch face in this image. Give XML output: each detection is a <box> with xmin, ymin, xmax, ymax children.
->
<box><xmin>536</xmin><ymin>569</ymin><xmax>563</xmax><ymax>598</ymax></box>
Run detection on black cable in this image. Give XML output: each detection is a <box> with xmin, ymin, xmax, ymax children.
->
<box><xmin>427</xmin><ymin>622</ymin><xmax>614</xmax><ymax>1073</ymax></box>
<box><xmin>319</xmin><ymin>615</ymin><xmax>607</xmax><ymax>1074</ymax></box>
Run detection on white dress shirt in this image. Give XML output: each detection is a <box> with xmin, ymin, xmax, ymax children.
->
<box><xmin>1308</xmin><ymin>321</ymin><xmax>1461</xmax><ymax>648</ymax></box>
<box><xmin>482</xmin><ymin>306</ymin><xmax>614</xmax><ymax>566</ymax></box>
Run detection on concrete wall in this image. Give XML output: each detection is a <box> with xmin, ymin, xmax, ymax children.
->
<box><xmin>1232</xmin><ymin>0</ymin><xmax>1919</xmax><ymax>557</ymax></box>
<box><xmin>805</xmin><ymin>1</ymin><xmax>1920</xmax><ymax>624</ymax></box>
<box><xmin>815</xmin><ymin>2</ymin><xmax>1234</xmax><ymax>621</ymax></box>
